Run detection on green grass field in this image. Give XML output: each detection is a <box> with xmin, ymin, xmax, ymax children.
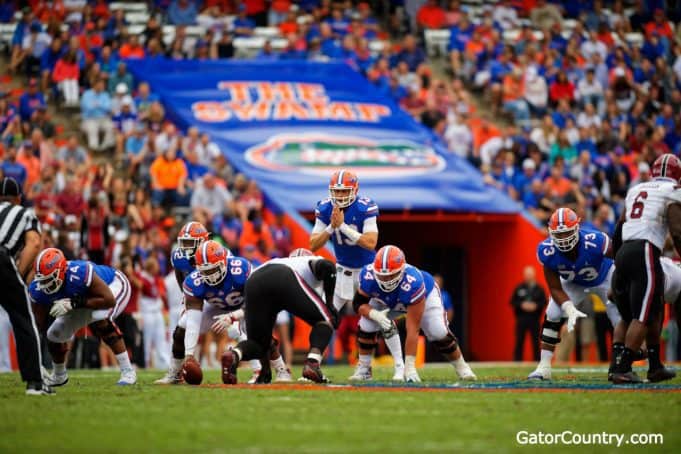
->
<box><xmin>1</xmin><ymin>364</ymin><xmax>681</xmax><ymax>453</ymax></box>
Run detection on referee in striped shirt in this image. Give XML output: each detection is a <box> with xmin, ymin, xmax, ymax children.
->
<box><xmin>0</xmin><ymin>177</ymin><xmax>53</xmax><ymax>395</ymax></box>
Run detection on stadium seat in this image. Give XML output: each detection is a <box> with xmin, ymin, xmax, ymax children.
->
<box><xmin>254</xmin><ymin>27</ymin><xmax>281</xmax><ymax>38</ymax></box>
<box><xmin>125</xmin><ymin>12</ymin><xmax>151</xmax><ymax>25</ymax></box>
<box><xmin>109</xmin><ymin>2</ymin><xmax>149</xmax><ymax>13</ymax></box>
<box><xmin>424</xmin><ymin>29</ymin><xmax>450</xmax><ymax>58</ymax></box>
<box><xmin>0</xmin><ymin>23</ymin><xmax>16</xmax><ymax>53</ymax></box>
<box><xmin>624</xmin><ymin>32</ymin><xmax>644</xmax><ymax>47</ymax></box>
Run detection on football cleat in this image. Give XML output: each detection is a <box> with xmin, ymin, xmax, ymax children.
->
<box><xmin>647</xmin><ymin>367</ymin><xmax>677</xmax><ymax>383</ymax></box>
<box><xmin>455</xmin><ymin>363</ymin><xmax>477</xmax><ymax>381</ymax></box>
<box><xmin>392</xmin><ymin>363</ymin><xmax>405</xmax><ymax>381</ymax></box>
<box><xmin>117</xmin><ymin>369</ymin><xmax>137</xmax><ymax>386</ymax></box>
<box><xmin>300</xmin><ymin>359</ymin><xmax>329</xmax><ymax>383</ymax></box>
<box><xmin>611</xmin><ymin>371</ymin><xmax>643</xmax><ymax>384</ymax></box>
<box><xmin>348</xmin><ymin>364</ymin><xmax>372</xmax><ymax>381</ymax></box>
<box><xmin>44</xmin><ymin>371</ymin><xmax>69</xmax><ymax>387</ymax></box>
<box><xmin>528</xmin><ymin>364</ymin><xmax>551</xmax><ymax>380</ymax></box>
<box><xmin>154</xmin><ymin>363</ymin><xmax>182</xmax><ymax>384</ymax></box>
<box><xmin>274</xmin><ymin>367</ymin><xmax>293</xmax><ymax>383</ymax></box>
<box><xmin>248</xmin><ymin>369</ymin><xmax>262</xmax><ymax>384</ymax></box>
<box><xmin>255</xmin><ymin>369</ymin><xmax>273</xmax><ymax>384</ymax></box>
<box><xmin>25</xmin><ymin>381</ymin><xmax>55</xmax><ymax>396</ymax></box>
<box><xmin>221</xmin><ymin>349</ymin><xmax>239</xmax><ymax>385</ymax></box>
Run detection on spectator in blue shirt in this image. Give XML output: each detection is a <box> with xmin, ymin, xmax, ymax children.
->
<box><xmin>168</xmin><ymin>0</ymin><xmax>198</xmax><ymax>26</ymax></box>
<box><xmin>9</xmin><ymin>7</ymin><xmax>36</xmax><ymax>72</ymax></box>
<box><xmin>433</xmin><ymin>274</ymin><xmax>454</xmax><ymax>323</ymax></box>
<box><xmin>255</xmin><ymin>41</ymin><xmax>278</xmax><ymax>61</ymax></box>
<box><xmin>394</xmin><ymin>35</ymin><xmax>425</xmax><ymax>72</ymax></box>
<box><xmin>233</xmin><ymin>6</ymin><xmax>256</xmax><ymax>37</ymax></box>
<box><xmin>80</xmin><ymin>77</ymin><xmax>114</xmax><ymax>151</ymax></box>
<box><xmin>0</xmin><ymin>144</ymin><xmax>27</xmax><ymax>189</ymax></box>
<box><xmin>40</xmin><ymin>37</ymin><xmax>64</xmax><ymax>92</ymax></box>
<box><xmin>125</xmin><ymin>123</ymin><xmax>149</xmax><ymax>179</ymax></box>
<box><xmin>18</xmin><ymin>78</ymin><xmax>46</xmax><ymax>123</ymax></box>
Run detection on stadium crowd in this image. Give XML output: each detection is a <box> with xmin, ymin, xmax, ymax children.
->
<box><xmin>1</xmin><ymin>0</ymin><xmax>680</xmax><ymax>369</ymax></box>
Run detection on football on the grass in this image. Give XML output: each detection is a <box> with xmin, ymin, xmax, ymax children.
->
<box><xmin>181</xmin><ymin>357</ymin><xmax>203</xmax><ymax>385</ymax></box>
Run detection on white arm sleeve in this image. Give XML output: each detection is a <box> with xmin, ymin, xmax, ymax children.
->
<box><xmin>363</xmin><ymin>216</ymin><xmax>378</xmax><ymax>233</ymax></box>
<box><xmin>184</xmin><ymin>309</ymin><xmax>202</xmax><ymax>357</ymax></box>
<box><xmin>311</xmin><ymin>218</ymin><xmax>328</xmax><ymax>234</ymax></box>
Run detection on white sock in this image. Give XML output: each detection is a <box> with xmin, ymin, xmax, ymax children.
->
<box><xmin>358</xmin><ymin>354</ymin><xmax>372</xmax><ymax>367</ymax></box>
<box><xmin>450</xmin><ymin>356</ymin><xmax>466</xmax><ymax>368</ymax></box>
<box><xmin>307</xmin><ymin>352</ymin><xmax>323</xmax><ymax>363</ymax></box>
<box><xmin>539</xmin><ymin>349</ymin><xmax>553</xmax><ymax>366</ymax></box>
<box><xmin>384</xmin><ymin>333</ymin><xmax>404</xmax><ymax>367</ymax></box>
<box><xmin>54</xmin><ymin>362</ymin><xmax>66</xmax><ymax>375</ymax></box>
<box><xmin>270</xmin><ymin>356</ymin><xmax>286</xmax><ymax>371</ymax></box>
<box><xmin>116</xmin><ymin>352</ymin><xmax>132</xmax><ymax>372</ymax></box>
<box><xmin>249</xmin><ymin>359</ymin><xmax>261</xmax><ymax>372</ymax></box>
<box><xmin>170</xmin><ymin>358</ymin><xmax>182</xmax><ymax>373</ymax></box>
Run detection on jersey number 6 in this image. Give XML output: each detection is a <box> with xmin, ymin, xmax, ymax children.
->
<box><xmin>629</xmin><ymin>191</ymin><xmax>648</xmax><ymax>219</ymax></box>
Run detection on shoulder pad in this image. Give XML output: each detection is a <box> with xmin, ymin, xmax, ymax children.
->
<box><xmin>536</xmin><ymin>240</ymin><xmax>556</xmax><ymax>265</ymax></box>
<box><xmin>182</xmin><ymin>270</ymin><xmax>204</xmax><ymax>297</ymax></box>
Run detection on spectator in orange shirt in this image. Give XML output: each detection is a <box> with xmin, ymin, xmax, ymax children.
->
<box><xmin>502</xmin><ymin>67</ymin><xmax>530</xmax><ymax>123</ymax></box>
<box><xmin>417</xmin><ymin>0</ymin><xmax>446</xmax><ymax>30</ymax></box>
<box><xmin>239</xmin><ymin>209</ymin><xmax>275</xmax><ymax>260</ymax></box>
<box><xmin>543</xmin><ymin>160</ymin><xmax>574</xmax><ymax>203</ymax></box>
<box><xmin>16</xmin><ymin>142</ymin><xmax>40</xmax><ymax>199</ymax></box>
<box><xmin>278</xmin><ymin>8</ymin><xmax>298</xmax><ymax>35</ymax></box>
<box><xmin>269</xmin><ymin>0</ymin><xmax>292</xmax><ymax>26</ymax></box>
<box><xmin>119</xmin><ymin>35</ymin><xmax>146</xmax><ymax>59</ymax></box>
<box><xmin>149</xmin><ymin>147</ymin><xmax>188</xmax><ymax>210</ymax></box>
<box><xmin>644</xmin><ymin>9</ymin><xmax>673</xmax><ymax>39</ymax></box>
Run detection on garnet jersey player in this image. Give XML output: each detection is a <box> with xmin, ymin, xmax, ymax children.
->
<box><xmin>528</xmin><ymin>208</ymin><xmax>622</xmax><ymax>380</ymax></box>
<box><xmin>309</xmin><ymin>170</ymin><xmax>404</xmax><ymax>379</ymax></box>
<box><xmin>221</xmin><ymin>249</ymin><xmax>339</xmax><ymax>384</ymax></box>
<box><xmin>30</xmin><ymin>248</ymin><xmax>136</xmax><ymax>386</ymax></box>
<box><xmin>610</xmin><ymin>154</ymin><xmax>681</xmax><ymax>383</ymax></box>
<box><xmin>351</xmin><ymin>245</ymin><xmax>475</xmax><ymax>383</ymax></box>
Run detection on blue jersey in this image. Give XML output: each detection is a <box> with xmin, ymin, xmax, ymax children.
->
<box><xmin>171</xmin><ymin>247</ymin><xmax>195</xmax><ymax>285</ymax></box>
<box><xmin>358</xmin><ymin>264</ymin><xmax>435</xmax><ymax>313</ymax></box>
<box><xmin>30</xmin><ymin>260</ymin><xmax>116</xmax><ymax>305</ymax></box>
<box><xmin>315</xmin><ymin>196</ymin><xmax>378</xmax><ymax>268</ymax></box>
<box><xmin>182</xmin><ymin>256</ymin><xmax>251</xmax><ymax>311</ymax></box>
<box><xmin>537</xmin><ymin>229</ymin><xmax>612</xmax><ymax>287</ymax></box>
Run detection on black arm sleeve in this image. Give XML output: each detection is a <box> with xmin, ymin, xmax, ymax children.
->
<box><xmin>352</xmin><ymin>291</ymin><xmax>371</xmax><ymax>314</ymax></box>
<box><xmin>612</xmin><ymin>220</ymin><xmax>623</xmax><ymax>256</ymax></box>
<box><xmin>310</xmin><ymin>259</ymin><xmax>336</xmax><ymax>307</ymax></box>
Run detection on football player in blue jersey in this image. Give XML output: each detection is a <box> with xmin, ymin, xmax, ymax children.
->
<box><xmin>30</xmin><ymin>248</ymin><xmax>136</xmax><ymax>386</ymax></box>
<box><xmin>351</xmin><ymin>245</ymin><xmax>476</xmax><ymax>382</ymax></box>
<box><xmin>528</xmin><ymin>207</ymin><xmax>622</xmax><ymax>380</ymax></box>
<box><xmin>310</xmin><ymin>170</ymin><xmax>405</xmax><ymax>380</ymax></box>
<box><xmin>175</xmin><ymin>240</ymin><xmax>272</xmax><ymax>383</ymax></box>
<box><xmin>155</xmin><ymin>221</ymin><xmax>210</xmax><ymax>384</ymax></box>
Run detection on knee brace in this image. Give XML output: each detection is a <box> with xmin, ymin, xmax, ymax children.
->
<box><xmin>172</xmin><ymin>326</ymin><xmax>186</xmax><ymax>359</ymax></box>
<box><xmin>90</xmin><ymin>320</ymin><xmax>122</xmax><ymax>347</ymax></box>
<box><xmin>309</xmin><ymin>321</ymin><xmax>333</xmax><ymax>352</ymax></box>
<box><xmin>432</xmin><ymin>332</ymin><xmax>459</xmax><ymax>355</ymax></box>
<box><xmin>357</xmin><ymin>329</ymin><xmax>378</xmax><ymax>351</ymax></box>
<box><xmin>540</xmin><ymin>318</ymin><xmax>564</xmax><ymax>346</ymax></box>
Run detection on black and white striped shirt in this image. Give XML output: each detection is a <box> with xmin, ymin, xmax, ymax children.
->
<box><xmin>0</xmin><ymin>202</ymin><xmax>41</xmax><ymax>257</ymax></box>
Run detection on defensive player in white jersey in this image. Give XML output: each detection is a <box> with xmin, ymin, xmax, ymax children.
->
<box><xmin>221</xmin><ymin>248</ymin><xmax>339</xmax><ymax>384</ymax></box>
<box><xmin>310</xmin><ymin>170</ymin><xmax>405</xmax><ymax>380</ymax></box>
<box><xmin>611</xmin><ymin>153</ymin><xmax>681</xmax><ymax>383</ymax></box>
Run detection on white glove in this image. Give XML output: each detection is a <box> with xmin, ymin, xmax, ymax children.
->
<box><xmin>212</xmin><ymin>309</ymin><xmax>245</xmax><ymax>334</ymax></box>
<box><xmin>562</xmin><ymin>300</ymin><xmax>587</xmax><ymax>333</ymax></box>
<box><xmin>405</xmin><ymin>355</ymin><xmax>421</xmax><ymax>383</ymax></box>
<box><xmin>226</xmin><ymin>321</ymin><xmax>241</xmax><ymax>340</ymax></box>
<box><xmin>368</xmin><ymin>308</ymin><xmax>392</xmax><ymax>331</ymax></box>
<box><xmin>50</xmin><ymin>299</ymin><xmax>73</xmax><ymax>318</ymax></box>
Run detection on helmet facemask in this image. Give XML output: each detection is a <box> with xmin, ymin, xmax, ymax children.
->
<box><xmin>329</xmin><ymin>187</ymin><xmax>356</xmax><ymax>208</ymax></box>
<box><xmin>550</xmin><ymin>224</ymin><xmax>580</xmax><ymax>252</ymax></box>
<box><xmin>178</xmin><ymin>237</ymin><xmax>202</xmax><ymax>258</ymax></box>
<box><xmin>35</xmin><ymin>269</ymin><xmax>64</xmax><ymax>295</ymax></box>
<box><xmin>198</xmin><ymin>259</ymin><xmax>227</xmax><ymax>286</ymax></box>
<box><xmin>373</xmin><ymin>266</ymin><xmax>405</xmax><ymax>292</ymax></box>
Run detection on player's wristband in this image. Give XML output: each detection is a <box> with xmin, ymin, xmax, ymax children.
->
<box><xmin>324</xmin><ymin>225</ymin><xmax>334</xmax><ymax>235</ymax></box>
<box><xmin>71</xmin><ymin>294</ymin><xmax>87</xmax><ymax>309</ymax></box>
<box><xmin>339</xmin><ymin>223</ymin><xmax>362</xmax><ymax>242</ymax></box>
